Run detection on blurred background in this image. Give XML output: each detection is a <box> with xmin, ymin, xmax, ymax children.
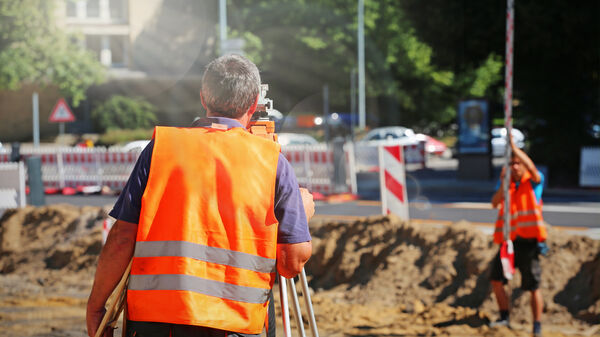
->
<box><xmin>0</xmin><ymin>0</ymin><xmax>598</xmax><ymax>187</ymax></box>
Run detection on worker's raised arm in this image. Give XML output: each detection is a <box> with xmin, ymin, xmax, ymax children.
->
<box><xmin>491</xmin><ymin>167</ymin><xmax>505</xmax><ymax>208</ymax></box>
<box><xmin>86</xmin><ymin>219</ymin><xmax>138</xmax><ymax>337</ymax></box>
<box><xmin>510</xmin><ymin>137</ymin><xmax>541</xmax><ymax>183</ymax></box>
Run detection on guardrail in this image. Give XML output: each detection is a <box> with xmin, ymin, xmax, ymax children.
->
<box><xmin>0</xmin><ymin>141</ymin><xmax>426</xmax><ymax>196</ymax></box>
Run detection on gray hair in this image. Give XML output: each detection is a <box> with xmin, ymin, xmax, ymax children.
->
<box><xmin>201</xmin><ymin>54</ymin><xmax>261</xmax><ymax>118</ymax></box>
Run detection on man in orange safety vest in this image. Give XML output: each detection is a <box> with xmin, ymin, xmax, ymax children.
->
<box><xmin>87</xmin><ymin>54</ymin><xmax>314</xmax><ymax>337</ymax></box>
<box><xmin>489</xmin><ymin>136</ymin><xmax>547</xmax><ymax>337</ymax></box>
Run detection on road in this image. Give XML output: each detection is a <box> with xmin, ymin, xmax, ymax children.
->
<box><xmin>11</xmin><ymin>156</ymin><xmax>597</xmax><ymax>239</ymax></box>
<box><xmin>40</xmin><ymin>194</ymin><xmax>599</xmax><ymax>230</ymax></box>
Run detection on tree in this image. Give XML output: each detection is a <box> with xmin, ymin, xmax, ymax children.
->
<box><xmin>399</xmin><ymin>0</ymin><xmax>600</xmax><ymax>185</ymax></box>
<box><xmin>224</xmin><ymin>0</ymin><xmax>504</xmax><ymax>133</ymax></box>
<box><xmin>91</xmin><ymin>96</ymin><xmax>158</xmax><ymax>132</ymax></box>
<box><xmin>0</xmin><ymin>0</ymin><xmax>104</xmax><ymax>106</ymax></box>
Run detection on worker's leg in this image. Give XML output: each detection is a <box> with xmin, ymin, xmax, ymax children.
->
<box><xmin>489</xmin><ymin>249</ymin><xmax>510</xmax><ymax>326</ymax></box>
<box><xmin>514</xmin><ymin>237</ymin><xmax>543</xmax><ymax>335</ymax></box>
<box><xmin>531</xmin><ymin>289</ymin><xmax>543</xmax><ymax>321</ymax></box>
<box><xmin>491</xmin><ymin>280</ymin><xmax>509</xmax><ymax>311</ymax></box>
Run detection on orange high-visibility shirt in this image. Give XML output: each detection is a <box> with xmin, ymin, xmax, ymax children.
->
<box><xmin>494</xmin><ymin>171</ymin><xmax>547</xmax><ymax>244</ymax></box>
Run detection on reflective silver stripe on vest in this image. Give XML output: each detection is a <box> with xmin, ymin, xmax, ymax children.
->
<box><xmin>516</xmin><ymin>220</ymin><xmax>545</xmax><ymax>228</ymax></box>
<box><xmin>512</xmin><ymin>210</ymin><xmax>541</xmax><ymax>220</ymax></box>
<box><xmin>134</xmin><ymin>241</ymin><xmax>276</xmax><ymax>273</ymax></box>
<box><xmin>128</xmin><ymin>274</ymin><xmax>270</xmax><ymax>304</ymax></box>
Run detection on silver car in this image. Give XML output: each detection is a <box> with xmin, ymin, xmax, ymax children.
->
<box><xmin>359</xmin><ymin>126</ymin><xmax>418</xmax><ymax>146</ymax></box>
<box><xmin>491</xmin><ymin>127</ymin><xmax>525</xmax><ymax>156</ymax></box>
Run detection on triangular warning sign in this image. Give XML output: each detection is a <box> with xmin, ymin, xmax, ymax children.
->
<box><xmin>49</xmin><ymin>98</ymin><xmax>75</xmax><ymax>123</ymax></box>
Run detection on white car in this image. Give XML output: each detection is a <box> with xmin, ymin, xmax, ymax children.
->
<box><xmin>277</xmin><ymin>133</ymin><xmax>319</xmax><ymax>146</ymax></box>
<box><xmin>121</xmin><ymin>140</ymin><xmax>151</xmax><ymax>152</ymax></box>
<box><xmin>359</xmin><ymin>126</ymin><xmax>418</xmax><ymax>146</ymax></box>
<box><xmin>491</xmin><ymin>127</ymin><xmax>525</xmax><ymax>156</ymax></box>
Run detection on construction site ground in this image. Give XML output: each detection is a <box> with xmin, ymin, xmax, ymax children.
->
<box><xmin>0</xmin><ymin>205</ymin><xmax>599</xmax><ymax>336</ymax></box>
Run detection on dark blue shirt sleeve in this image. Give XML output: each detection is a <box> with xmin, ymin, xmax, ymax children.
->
<box><xmin>108</xmin><ymin>140</ymin><xmax>154</xmax><ymax>224</ymax></box>
<box><xmin>274</xmin><ymin>153</ymin><xmax>312</xmax><ymax>244</ymax></box>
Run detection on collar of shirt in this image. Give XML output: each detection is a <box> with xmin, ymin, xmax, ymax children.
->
<box><xmin>191</xmin><ymin>117</ymin><xmax>245</xmax><ymax>130</ymax></box>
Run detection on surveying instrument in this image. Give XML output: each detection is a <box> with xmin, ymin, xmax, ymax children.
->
<box><xmin>251</xmin><ymin>84</ymin><xmax>320</xmax><ymax>337</ymax></box>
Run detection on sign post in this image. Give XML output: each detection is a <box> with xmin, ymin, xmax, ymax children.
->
<box><xmin>48</xmin><ymin>98</ymin><xmax>76</xmax><ymax>134</ymax></box>
<box><xmin>32</xmin><ymin>92</ymin><xmax>40</xmax><ymax>148</ymax></box>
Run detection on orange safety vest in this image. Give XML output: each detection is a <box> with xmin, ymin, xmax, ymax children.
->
<box><xmin>127</xmin><ymin>125</ymin><xmax>281</xmax><ymax>334</ymax></box>
<box><xmin>494</xmin><ymin>171</ymin><xmax>547</xmax><ymax>244</ymax></box>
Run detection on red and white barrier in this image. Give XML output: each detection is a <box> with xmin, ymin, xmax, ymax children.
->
<box><xmin>0</xmin><ymin>147</ymin><xmax>139</xmax><ymax>192</ymax></box>
<box><xmin>354</xmin><ymin>141</ymin><xmax>426</xmax><ymax>173</ymax></box>
<box><xmin>282</xmin><ymin>144</ymin><xmax>353</xmax><ymax>195</ymax></box>
<box><xmin>378</xmin><ymin>145</ymin><xmax>409</xmax><ymax>220</ymax></box>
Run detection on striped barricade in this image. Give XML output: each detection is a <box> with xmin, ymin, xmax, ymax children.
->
<box><xmin>378</xmin><ymin>144</ymin><xmax>409</xmax><ymax>220</ymax></box>
<box><xmin>354</xmin><ymin>141</ymin><xmax>426</xmax><ymax>173</ymax></box>
<box><xmin>0</xmin><ymin>147</ymin><xmax>140</xmax><ymax>192</ymax></box>
<box><xmin>282</xmin><ymin>144</ymin><xmax>336</xmax><ymax>195</ymax></box>
<box><xmin>0</xmin><ymin>162</ymin><xmax>26</xmax><ymax>210</ymax></box>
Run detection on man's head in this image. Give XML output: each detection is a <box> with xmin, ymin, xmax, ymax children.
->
<box><xmin>200</xmin><ymin>54</ymin><xmax>261</xmax><ymax>119</ymax></box>
<box><xmin>509</xmin><ymin>153</ymin><xmax>525</xmax><ymax>182</ymax></box>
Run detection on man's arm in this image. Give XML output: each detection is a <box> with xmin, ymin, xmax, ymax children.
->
<box><xmin>510</xmin><ymin>137</ymin><xmax>541</xmax><ymax>183</ymax></box>
<box><xmin>491</xmin><ymin>167</ymin><xmax>505</xmax><ymax>208</ymax></box>
<box><xmin>276</xmin><ymin>187</ymin><xmax>314</xmax><ymax>278</ymax></box>
<box><xmin>86</xmin><ymin>220</ymin><xmax>138</xmax><ymax>337</ymax></box>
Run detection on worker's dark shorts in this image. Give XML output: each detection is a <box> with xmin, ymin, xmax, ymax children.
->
<box><xmin>489</xmin><ymin>237</ymin><xmax>542</xmax><ymax>291</ymax></box>
<box><xmin>125</xmin><ymin>321</ymin><xmax>259</xmax><ymax>337</ymax></box>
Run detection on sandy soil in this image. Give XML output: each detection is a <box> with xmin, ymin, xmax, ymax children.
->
<box><xmin>0</xmin><ymin>206</ymin><xmax>598</xmax><ymax>336</ymax></box>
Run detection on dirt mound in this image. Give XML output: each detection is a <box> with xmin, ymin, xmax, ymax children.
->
<box><xmin>0</xmin><ymin>206</ymin><xmax>598</xmax><ymax>336</ymax></box>
<box><xmin>306</xmin><ymin>215</ymin><xmax>600</xmax><ymax>333</ymax></box>
<box><xmin>0</xmin><ymin>205</ymin><xmax>106</xmax><ymax>299</ymax></box>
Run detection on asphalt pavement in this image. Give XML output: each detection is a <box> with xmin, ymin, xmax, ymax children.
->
<box><xmin>16</xmin><ymin>156</ymin><xmax>599</xmax><ymax>239</ymax></box>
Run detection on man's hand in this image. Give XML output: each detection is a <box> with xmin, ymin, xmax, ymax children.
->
<box><xmin>86</xmin><ymin>306</ymin><xmax>112</xmax><ymax>337</ymax></box>
<box><xmin>299</xmin><ymin>188</ymin><xmax>315</xmax><ymax>221</ymax></box>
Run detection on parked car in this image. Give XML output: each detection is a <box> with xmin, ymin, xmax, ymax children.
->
<box><xmin>415</xmin><ymin>133</ymin><xmax>448</xmax><ymax>156</ymax></box>
<box><xmin>491</xmin><ymin>127</ymin><xmax>525</xmax><ymax>156</ymax></box>
<box><xmin>277</xmin><ymin>133</ymin><xmax>319</xmax><ymax>146</ymax></box>
<box><xmin>359</xmin><ymin>126</ymin><xmax>418</xmax><ymax>146</ymax></box>
<box><xmin>121</xmin><ymin>140</ymin><xmax>151</xmax><ymax>152</ymax></box>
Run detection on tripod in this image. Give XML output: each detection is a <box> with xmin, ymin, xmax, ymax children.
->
<box><xmin>278</xmin><ymin>268</ymin><xmax>319</xmax><ymax>337</ymax></box>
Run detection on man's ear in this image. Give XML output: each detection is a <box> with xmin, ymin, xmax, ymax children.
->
<box><xmin>200</xmin><ymin>92</ymin><xmax>207</xmax><ymax>110</ymax></box>
<box><xmin>246</xmin><ymin>93</ymin><xmax>260</xmax><ymax>119</ymax></box>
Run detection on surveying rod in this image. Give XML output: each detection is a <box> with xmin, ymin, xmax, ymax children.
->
<box><xmin>502</xmin><ymin>0</ymin><xmax>515</xmax><ymax>244</ymax></box>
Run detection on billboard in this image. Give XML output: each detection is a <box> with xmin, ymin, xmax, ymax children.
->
<box><xmin>457</xmin><ymin>99</ymin><xmax>489</xmax><ymax>154</ymax></box>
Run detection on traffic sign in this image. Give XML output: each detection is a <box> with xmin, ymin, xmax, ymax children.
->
<box><xmin>49</xmin><ymin>98</ymin><xmax>75</xmax><ymax>123</ymax></box>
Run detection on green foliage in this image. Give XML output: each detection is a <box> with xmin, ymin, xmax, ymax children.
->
<box><xmin>225</xmin><ymin>0</ymin><xmax>503</xmax><ymax>130</ymax></box>
<box><xmin>0</xmin><ymin>0</ymin><xmax>105</xmax><ymax>106</ymax></box>
<box><xmin>468</xmin><ymin>54</ymin><xmax>503</xmax><ymax>98</ymax></box>
<box><xmin>91</xmin><ymin>96</ymin><xmax>158</xmax><ymax>132</ymax></box>
<box><xmin>97</xmin><ymin>128</ymin><xmax>155</xmax><ymax>146</ymax></box>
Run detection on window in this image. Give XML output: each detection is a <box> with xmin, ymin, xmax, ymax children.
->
<box><xmin>109</xmin><ymin>0</ymin><xmax>127</xmax><ymax>21</ymax></box>
<box><xmin>110</xmin><ymin>36</ymin><xmax>127</xmax><ymax>66</ymax></box>
<box><xmin>66</xmin><ymin>1</ymin><xmax>77</xmax><ymax>17</ymax></box>
<box><xmin>86</xmin><ymin>0</ymin><xmax>100</xmax><ymax>18</ymax></box>
<box><xmin>85</xmin><ymin>35</ymin><xmax>102</xmax><ymax>61</ymax></box>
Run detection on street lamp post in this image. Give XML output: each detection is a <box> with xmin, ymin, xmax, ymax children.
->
<box><xmin>357</xmin><ymin>0</ymin><xmax>366</xmax><ymax>130</ymax></box>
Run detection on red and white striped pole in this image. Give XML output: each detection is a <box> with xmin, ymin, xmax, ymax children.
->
<box><xmin>501</xmin><ymin>0</ymin><xmax>516</xmax><ymax>279</ymax></box>
<box><xmin>379</xmin><ymin>145</ymin><xmax>409</xmax><ymax>220</ymax></box>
